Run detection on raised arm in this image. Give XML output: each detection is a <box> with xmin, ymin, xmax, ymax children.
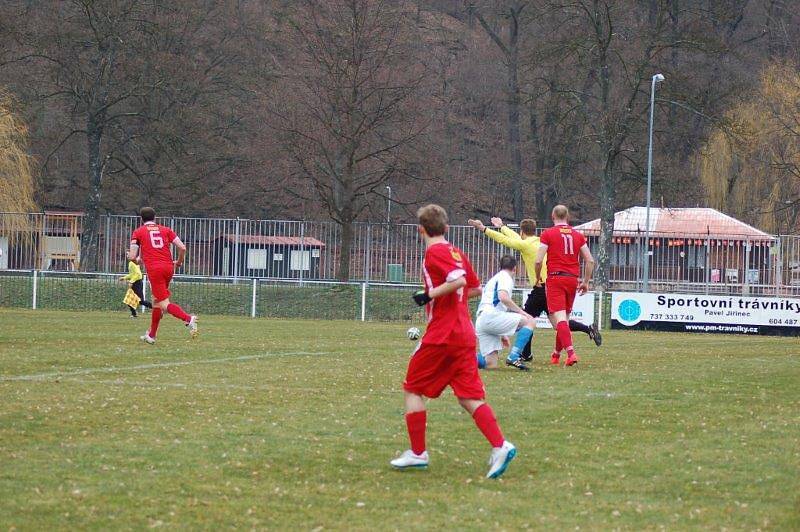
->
<box><xmin>468</xmin><ymin>218</ymin><xmax>528</xmax><ymax>251</ymax></box>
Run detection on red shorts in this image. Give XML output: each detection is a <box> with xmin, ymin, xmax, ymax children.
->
<box><xmin>403</xmin><ymin>342</ymin><xmax>485</xmax><ymax>400</ymax></box>
<box><xmin>546</xmin><ymin>275</ymin><xmax>578</xmax><ymax>314</ymax></box>
<box><xmin>146</xmin><ymin>264</ymin><xmax>174</xmax><ymax>302</ymax></box>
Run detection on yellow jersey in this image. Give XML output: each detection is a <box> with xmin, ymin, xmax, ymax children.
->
<box><xmin>484</xmin><ymin>226</ymin><xmax>548</xmax><ymax>286</ymax></box>
<box><xmin>121</xmin><ymin>261</ymin><xmax>143</xmax><ymax>283</ymax></box>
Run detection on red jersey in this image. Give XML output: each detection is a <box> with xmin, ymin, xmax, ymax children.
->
<box><xmin>420</xmin><ymin>242</ymin><xmax>480</xmax><ymax>346</ymax></box>
<box><xmin>539</xmin><ymin>223</ymin><xmax>586</xmax><ymax>276</ymax></box>
<box><xmin>130</xmin><ymin>222</ymin><xmax>178</xmax><ymax>269</ymax></box>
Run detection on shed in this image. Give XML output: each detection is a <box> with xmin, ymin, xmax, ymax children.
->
<box><xmin>214</xmin><ymin>234</ymin><xmax>326</xmax><ymax>278</ymax></box>
<box><xmin>41</xmin><ymin>211</ymin><xmax>83</xmax><ymax>270</ymax></box>
<box><xmin>574</xmin><ymin>207</ymin><xmax>775</xmax><ymax>285</ymax></box>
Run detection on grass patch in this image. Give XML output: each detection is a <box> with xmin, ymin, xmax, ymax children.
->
<box><xmin>0</xmin><ymin>309</ymin><xmax>798</xmax><ymax>529</ymax></box>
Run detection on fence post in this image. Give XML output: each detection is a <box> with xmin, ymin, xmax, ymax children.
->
<box><xmin>743</xmin><ymin>239</ymin><xmax>751</xmax><ymax>296</ymax></box>
<box><xmin>103</xmin><ymin>215</ymin><xmax>111</xmax><ymax>273</ymax></box>
<box><xmin>364</xmin><ymin>224</ymin><xmax>372</xmax><ymax>285</ymax></box>
<box><xmin>251</xmin><ymin>278</ymin><xmax>257</xmax><ymax>318</ymax></box>
<box><xmin>774</xmin><ymin>238</ymin><xmax>782</xmax><ymax>296</ymax></box>
<box><xmin>233</xmin><ymin>217</ymin><xmax>241</xmax><ymax>284</ymax></box>
<box><xmin>299</xmin><ymin>221</ymin><xmax>305</xmax><ymax>287</ymax></box>
<box><xmin>32</xmin><ymin>269</ymin><xmax>38</xmax><ymax>310</ymax></box>
<box><xmin>361</xmin><ymin>282</ymin><xmax>366</xmax><ymax>321</ymax></box>
<box><xmin>705</xmin><ymin>235</ymin><xmax>711</xmax><ymax>295</ymax></box>
<box><xmin>596</xmin><ymin>291</ymin><xmax>603</xmax><ymax>331</ymax></box>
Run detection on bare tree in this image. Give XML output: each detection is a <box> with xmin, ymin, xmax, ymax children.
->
<box><xmin>271</xmin><ymin>0</ymin><xmax>429</xmax><ymax>280</ymax></box>
<box><xmin>541</xmin><ymin>0</ymin><xmax>715</xmax><ymax>289</ymax></box>
<box><xmin>1</xmin><ymin>0</ymin><xmax>253</xmax><ymax>269</ymax></box>
<box><xmin>468</xmin><ymin>0</ymin><xmax>530</xmax><ymax>221</ymax></box>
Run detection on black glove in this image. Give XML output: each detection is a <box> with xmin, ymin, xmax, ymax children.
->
<box><xmin>412</xmin><ymin>289</ymin><xmax>432</xmax><ymax>306</ymax></box>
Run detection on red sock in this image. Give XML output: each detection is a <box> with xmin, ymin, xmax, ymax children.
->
<box><xmin>405</xmin><ymin>411</ymin><xmax>426</xmax><ymax>455</ymax></box>
<box><xmin>555</xmin><ymin>332</ymin><xmax>563</xmax><ymax>353</ymax></box>
<box><xmin>472</xmin><ymin>404</ymin><xmax>504</xmax><ymax>448</ymax></box>
<box><xmin>556</xmin><ymin>320</ymin><xmax>574</xmax><ymax>354</ymax></box>
<box><xmin>149</xmin><ymin>308</ymin><xmax>163</xmax><ymax>338</ymax></box>
<box><xmin>167</xmin><ymin>303</ymin><xmax>190</xmax><ymax>322</ymax></box>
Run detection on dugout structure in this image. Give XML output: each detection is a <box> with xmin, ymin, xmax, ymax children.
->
<box><xmin>214</xmin><ymin>234</ymin><xmax>326</xmax><ymax>278</ymax></box>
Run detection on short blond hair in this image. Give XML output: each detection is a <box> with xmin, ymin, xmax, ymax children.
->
<box><xmin>417</xmin><ymin>204</ymin><xmax>448</xmax><ymax>236</ymax></box>
<box><xmin>552</xmin><ymin>205</ymin><xmax>569</xmax><ymax>221</ymax></box>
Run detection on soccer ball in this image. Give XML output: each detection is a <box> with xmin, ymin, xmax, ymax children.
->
<box><xmin>406</xmin><ymin>327</ymin><xmax>421</xmax><ymax>341</ymax></box>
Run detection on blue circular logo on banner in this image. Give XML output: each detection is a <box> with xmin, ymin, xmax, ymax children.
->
<box><xmin>617</xmin><ymin>299</ymin><xmax>642</xmax><ymax>326</ymax></box>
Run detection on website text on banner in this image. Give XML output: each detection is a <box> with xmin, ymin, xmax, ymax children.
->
<box><xmin>611</xmin><ymin>292</ymin><xmax>800</xmax><ymax>336</ymax></box>
<box><xmin>521</xmin><ymin>291</ymin><xmax>594</xmax><ymax>329</ymax></box>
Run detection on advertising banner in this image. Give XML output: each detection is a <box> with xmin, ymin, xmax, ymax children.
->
<box><xmin>611</xmin><ymin>292</ymin><xmax>800</xmax><ymax>336</ymax></box>
<box><xmin>526</xmin><ymin>291</ymin><xmax>595</xmax><ymax>329</ymax></box>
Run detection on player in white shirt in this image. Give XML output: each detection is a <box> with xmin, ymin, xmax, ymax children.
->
<box><xmin>475</xmin><ymin>255</ymin><xmax>536</xmax><ymax>371</ymax></box>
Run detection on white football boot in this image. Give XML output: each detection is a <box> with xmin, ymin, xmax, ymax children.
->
<box><xmin>187</xmin><ymin>315</ymin><xmax>199</xmax><ymax>338</ymax></box>
<box><xmin>486</xmin><ymin>441</ymin><xmax>516</xmax><ymax>479</ymax></box>
<box><xmin>390</xmin><ymin>450</ymin><xmax>429</xmax><ymax>469</ymax></box>
<box><xmin>140</xmin><ymin>333</ymin><xmax>155</xmax><ymax>345</ymax></box>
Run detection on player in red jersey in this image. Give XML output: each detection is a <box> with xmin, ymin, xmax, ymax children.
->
<box><xmin>534</xmin><ymin>205</ymin><xmax>594</xmax><ymax>366</ymax></box>
<box><xmin>390</xmin><ymin>204</ymin><xmax>516</xmax><ymax>479</ymax></box>
<box><xmin>128</xmin><ymin>207</ymin><xmax>198</xmax><ymax>344</ymax></box>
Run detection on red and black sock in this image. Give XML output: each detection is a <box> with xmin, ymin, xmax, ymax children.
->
<box><xmin>569</xmin><ymin>319</ymin><xmax>591</xmax><ymax>334</ymax></box>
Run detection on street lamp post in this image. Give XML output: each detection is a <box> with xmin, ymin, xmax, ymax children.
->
<box><xmin>642</xmin><ymin>73</ymin><xmax>664</xmax><ymax>293</ymax></box>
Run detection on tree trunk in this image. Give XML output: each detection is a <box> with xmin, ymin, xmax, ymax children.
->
<box><xmin>80</xmin><ymin>119</ymin><xmax>104</xmax><ymax>271</ymax></box>
<box><xmin>596</xmin><ymin>32</ymin><xmax>614</xmax><ymax>291</ymax></box>
<box><xmin>507</xmin><ymin>23</ymin><xmax>523</xmax><ymax>221</ymax></box>
<box><xmin>337</xmin><ymin>215</ymin><xmax>354</xmax><ymax>281</ymax></box>
<box><xmin>596</xmin><ymin>161</ymin><xmax>615</xmax><ymax>291</ymax></box>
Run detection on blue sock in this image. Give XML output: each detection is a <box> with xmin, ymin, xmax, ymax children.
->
<box><xmin>476</xmin><ymin>352</ymin><xmax>486</xmax><ymax>369</ymax></box>
<box><xmin>507</xmin><ymin>327</ymin><xmax>533</xmax><ymax>362</ymax></box>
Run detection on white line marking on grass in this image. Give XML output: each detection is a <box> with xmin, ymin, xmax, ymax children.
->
<box><xmin>58</xmin><ymin>378</ymin><xmax>267</xmax><ymax>391</ymax></box>
<box><xmin>46</xmin><ymin>377</ymin><xmax>399</xmax><ymax>395</ymax></box>
<box><xmin>0</xmin><ymin>351</ymin><xmax>329</xmax><ymax>382</ymax></box>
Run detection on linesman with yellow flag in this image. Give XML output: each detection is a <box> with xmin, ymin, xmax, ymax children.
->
<box><xmin>120</xmin><ymin>258</ymin><xmax>152</xmax><ymax>318</ymax></box>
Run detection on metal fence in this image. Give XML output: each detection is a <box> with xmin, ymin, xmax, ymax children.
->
<box><xmin>1</xmin><ymin>211</ymin><xmax>799</xmax><ymax>296</ymax></box>
<box><xmin>0</xmin><ymin>269</ymin><xmax>605</xmax><ymax>325</ymax></box>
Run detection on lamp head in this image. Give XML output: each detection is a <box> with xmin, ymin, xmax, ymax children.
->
<box><xmin>653</xmin><ymin>73</ymin><xmax>665</xmax><ymax>83</ymax></box>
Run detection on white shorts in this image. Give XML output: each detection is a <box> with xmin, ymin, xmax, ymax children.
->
<box><xmin>475</xmin><ymin>310</ymin><xmax>524</xmax><ymax>356</ymax></box>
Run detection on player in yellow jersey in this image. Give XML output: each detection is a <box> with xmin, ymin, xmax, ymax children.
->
<box><xmin>119</xmin><ymin>258</ymin><xmax>152</xmax><ymax>318</ymax></box>
<box><xmin>468</xmin><ymin>217</ymin><xmax>601</xmax><ymax>362</ymax></box>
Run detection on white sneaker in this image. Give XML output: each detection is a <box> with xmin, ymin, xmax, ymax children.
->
<box><xmin>390</xmin><ymin>450</ymin><xmax>429</xmax><ymax>469</ymax></box>
<box><xmin>486</xmin><ymin>441</ymin><xmax>516</xmax><ymax>479</ymax></box>
<box><xmin>140</xmin><ymin>333</ymin><xmax>155</xmax><ymax>345</ymax></box>
<box><xmin>187</xmin><ymin>315</ymin><xmax>198</xmax><ymax>338</ymax></box>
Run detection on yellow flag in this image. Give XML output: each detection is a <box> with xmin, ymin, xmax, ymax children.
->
<box><xmin>123</xmin><ymin>288</ymin><xmax>141</xmax><ymax>308</ymax></box>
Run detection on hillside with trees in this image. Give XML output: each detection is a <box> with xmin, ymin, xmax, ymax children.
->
<box><xmin>1</xmin><ymin>0</ymin><xmax>798</xmax><ymax>276</ymax></box>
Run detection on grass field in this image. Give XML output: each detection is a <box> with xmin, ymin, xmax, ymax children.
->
<box><xmin>1</xmin><ymin>309</ymin><xmax>799</xmax><ymax>530</ymax></box>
